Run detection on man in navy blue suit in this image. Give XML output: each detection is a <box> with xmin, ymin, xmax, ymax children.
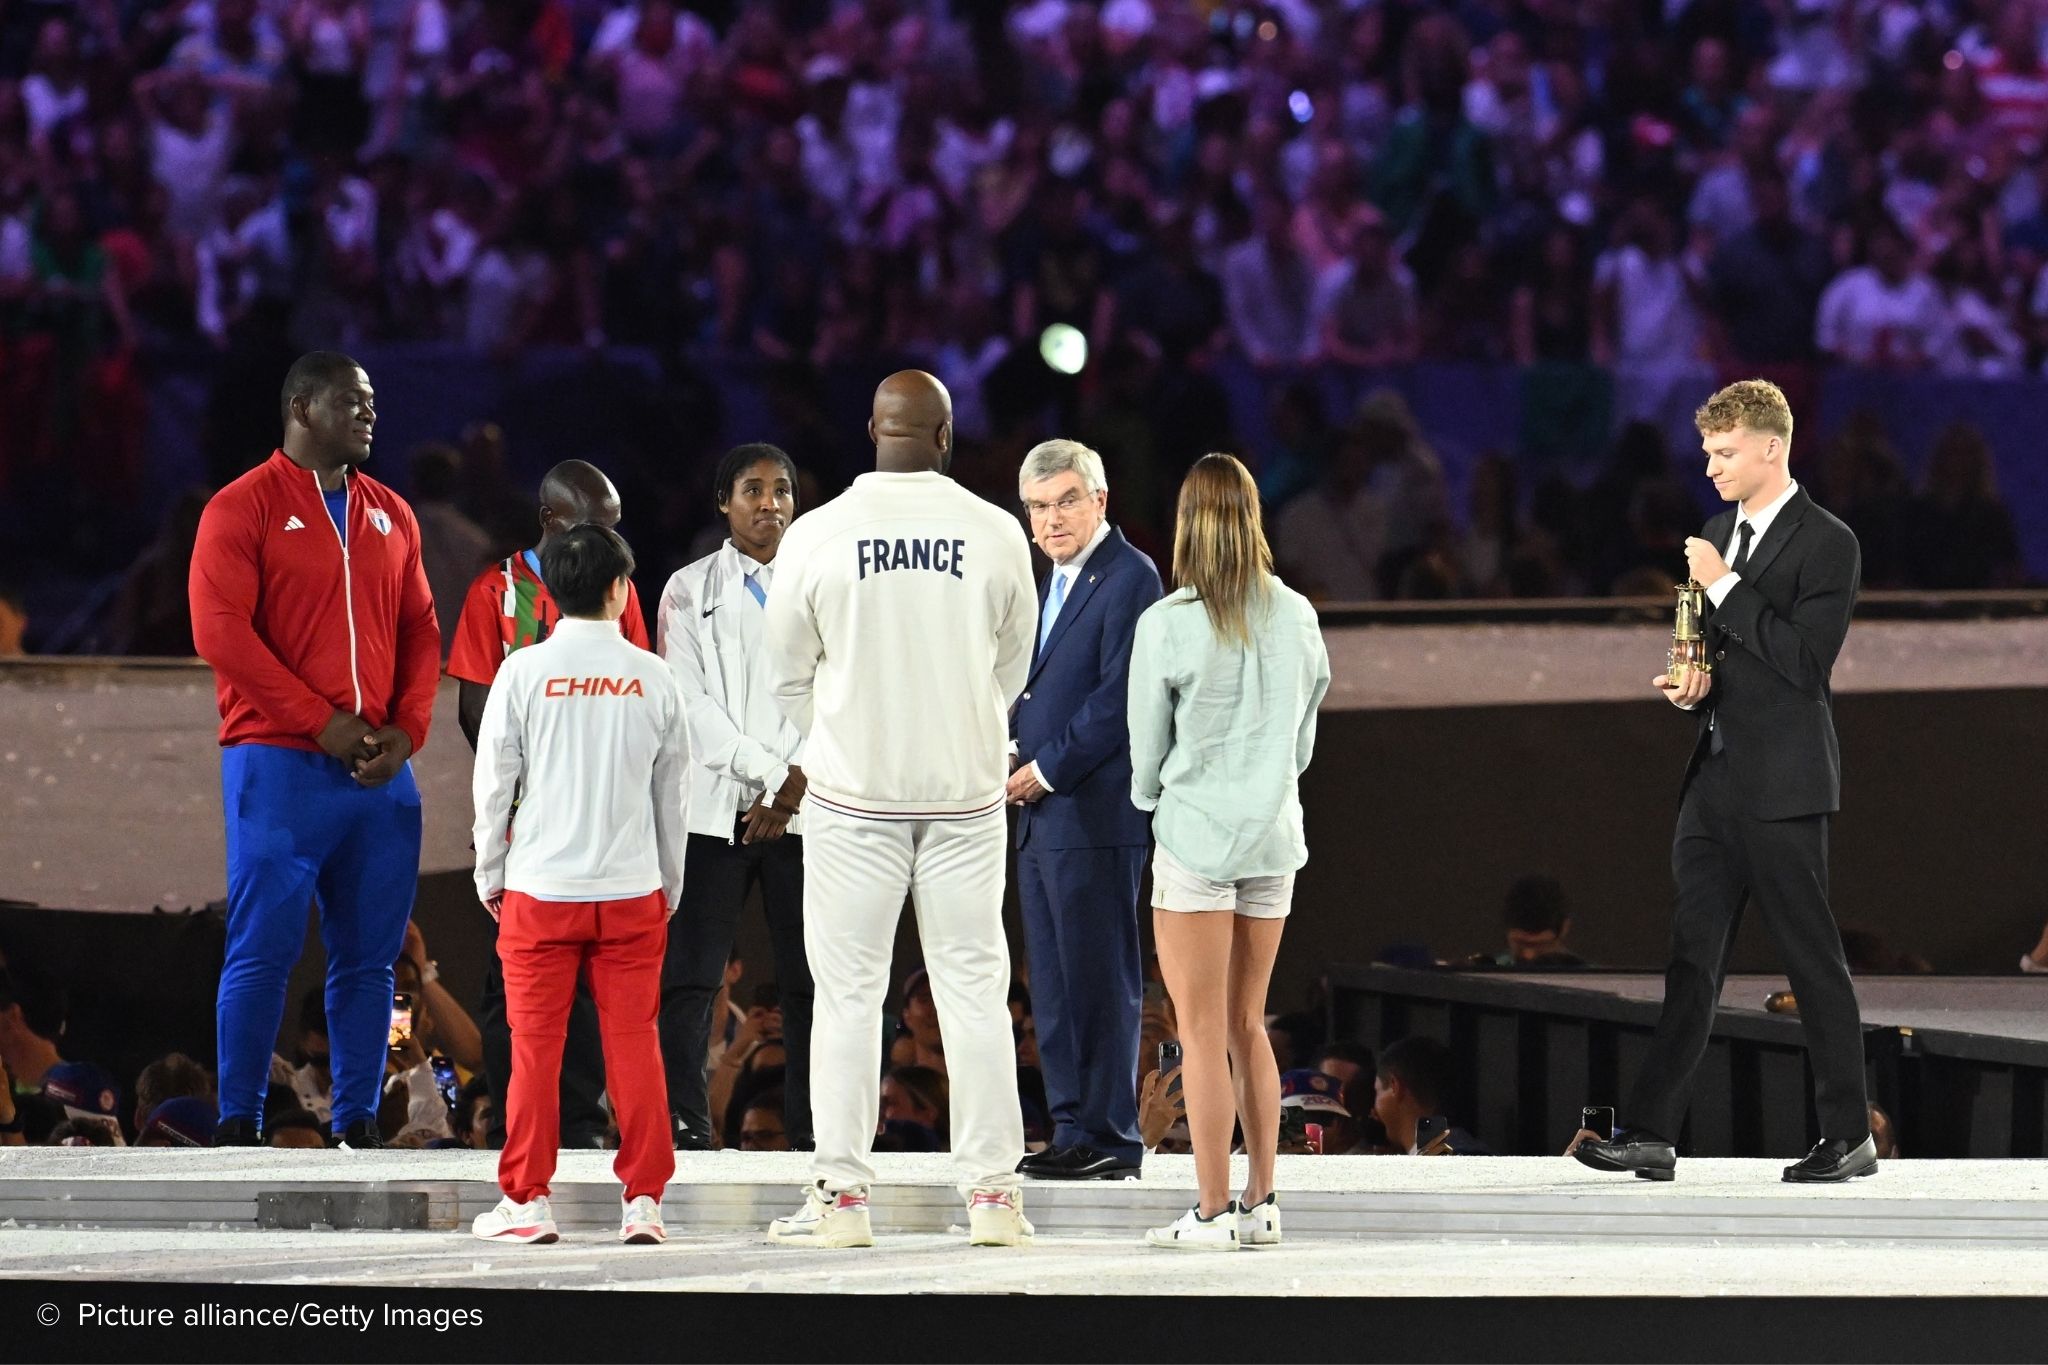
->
<box><xmin>1005</xmin><ymin>439</ymin><xmax>1164</xmax><ymax>1181</ymax></box>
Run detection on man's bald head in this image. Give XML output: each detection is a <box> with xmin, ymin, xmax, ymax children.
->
<box><xmin>537</xmin><ymin>460</ymin><xmax>623</xmax><ymax>545</ymax></box>
<box><xmin>870</xmin><ymin>370</ymin><xmax>954</xmax><ymax>473</ymax></box>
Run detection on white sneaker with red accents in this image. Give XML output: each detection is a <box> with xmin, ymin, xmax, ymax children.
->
<box><xmin>619</xmin><ymin>1195</ymin><xmax>666</xmax><ymax>1245</ymax></box>
<box><xmin>471</xmin><ymin>1196</ymin><xmax>558</xmax><ymax>1244</ymax></box>
<box><xmin>768</xmin><ymin>1181</ymin><xmax>875</xmax><ymax>1248</ymax></box>
<box><xmin>966</xmin><ymin>1187</ymin><xmax>1034</xmax><ymax>1246</ymax></box>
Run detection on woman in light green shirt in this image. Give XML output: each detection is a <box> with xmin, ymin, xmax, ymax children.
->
<box><xmin>1130</xmin><ymin>454</ymin><xmax>1331</xmax><ymax>1252</ymax></box>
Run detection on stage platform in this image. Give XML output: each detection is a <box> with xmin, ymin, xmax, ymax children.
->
<box><xmin>1330</xmin><ymin>966</ymin><xmax>2048</xmax><ymax>1161</ymax></box>
<box><xmin>4</xmin><ymin>1150</ymin><xmax>2048</xmax><ymax>1298</ymax></box>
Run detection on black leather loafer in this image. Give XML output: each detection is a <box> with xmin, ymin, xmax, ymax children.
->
<box><xmin>1571</xmin><ymin>1129</ymin><xmax>1677</xmax><ymax>1181</ymax></box>
<box><xmin>1023</xmin><ymin>1143</ymin><xmax>1142</xmax><ymax>1181</ymax></box>
<box><xmin>1782</xmin><ymin>1135</ymin><xmax>1878</xmax><ymax>1183</ymax></box>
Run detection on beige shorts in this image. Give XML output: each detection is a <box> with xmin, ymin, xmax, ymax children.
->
<box><xmin>1151</xmin><ymin>844</ymin><xmax>1294</xmax><ymax>919</ymax></box>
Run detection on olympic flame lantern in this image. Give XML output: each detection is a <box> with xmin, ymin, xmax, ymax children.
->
<box><xmin>1668</xmin><ymin>580</ymin><xmax>1712</xmax><ymax>684</ymax></box>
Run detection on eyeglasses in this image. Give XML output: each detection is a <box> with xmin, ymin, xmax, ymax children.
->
<box><xmin>1023</xmin><ymin>492</ymin><xmax>1090</xmax><ymax>519</ymax></box>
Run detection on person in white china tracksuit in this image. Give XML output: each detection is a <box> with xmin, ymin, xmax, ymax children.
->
<box><xmin>469</xmin><ymin>525</ymin><xmax>688</xmax><ymax>1248</ymax></box>
<box><xmin>655</xmin><ymin>442</ymin><xmax>814</xmax><ymax>1152</ymax></box>
<box><xmin>761</xmin><ymin>370</ymin><xmax>1037</xmax><ymax>1249</ymax></box>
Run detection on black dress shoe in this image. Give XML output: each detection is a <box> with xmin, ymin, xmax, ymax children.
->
<box><xmin>212</xmin><ymin>1116</ymin><xmax>261</xmax><ymax>1147</ymax></box>
<box><xmin>673</xmin><ymin>1116</ymin><xmax>714</xmax><ymax>1152</ymax></box>
<box><xmin>1023</xmin><ymin>1143</ymin><xmax>1142</xmax><ymax>1181</ymax></box>
<box><xmin>335</xmin><ymin>1119</ymin><xmax>385</xmax><ymax>1150</ymax></box>
<box><xmin>1783</xmin><ymin>1135</ymin><xmax>1877</xmax><ymax>1183</ymax></box>
<box><xmin>1571</xmin><ymin>1129</ymin><xmax>1677</xmax><ymax>1181</ymax></box>
<box><xmin>1016</xmin><ymin>1146</ymin><xmax>1066</xmax><ymax>1175</ymax></box>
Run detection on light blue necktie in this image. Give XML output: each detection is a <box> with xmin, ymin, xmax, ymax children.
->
<box><xmin>1039</xmin><ymin>570</ymin><xmax>1069</xmax><ymax>649</ymax></box>
<box><xmin>744</xmin><ymin>572</ymin><xmax>767</xmax><ymax>608</ymax></box>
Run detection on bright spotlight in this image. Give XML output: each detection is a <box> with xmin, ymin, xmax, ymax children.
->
<box><xmin>1039</xmin><ymin>323</ymin><xmax>1087</xmax><ymax>376</ymax></box>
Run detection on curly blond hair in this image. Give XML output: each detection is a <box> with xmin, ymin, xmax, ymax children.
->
<box><xmin>1694</xmin><ymin>379</ymin><xmax>1793</xmax><ymax>442</ymax></box>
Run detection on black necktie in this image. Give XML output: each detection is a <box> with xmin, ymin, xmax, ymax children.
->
<box><xmin>1708</xmin><ymin>521</ymin><xmax>1755</xmax><ymax>757</ymax></box>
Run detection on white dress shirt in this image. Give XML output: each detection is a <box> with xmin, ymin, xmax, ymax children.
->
<box><xmin>1683</xmin><ymin>480</ymin><xmax>1802</xmax><ymax>715</ymax></box>
<box><xmin>1706</xmin><ymin>479</ymin><xmax>1800</xmax><ymax>606</ymax></box>
<box><xmin>1026</xmin><ymin>519</ymin><xmax>1114</xmax><ymax>793</ymax></box>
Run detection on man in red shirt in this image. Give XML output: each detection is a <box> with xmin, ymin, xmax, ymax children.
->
<box><xmin>447</xmin><ymin>460</ymin><xmax>650</xmax><ymax>743</ymax></box>
<box><xmin>188</xmin><ymin>351</ymin><xmax>440</xmax><ymax>1149</ymax></box>
<box><xmin>447</xmin><ymin>458</ymin><xmax>649</xmax><ymax>1149</ymax></box>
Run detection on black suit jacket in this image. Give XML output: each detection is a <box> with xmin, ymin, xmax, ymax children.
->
<box><xmin>1684</xmin><ymin>487</ymin><xmax>1860</xmax><ymax>820</ymax></box>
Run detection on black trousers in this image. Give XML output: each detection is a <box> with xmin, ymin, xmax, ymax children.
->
<box><xmin>478</xmin><ymin>917</ymin><xmax>609</xmax><ymax>1147</ymax></box>
<box><xmin>658</xmin><ymin>822</ymin><xmax>812</xmax><ymax>1145</ymax></box>
<box><xmin>1625</xmin><ymin>751</ymin><xmax>1869</xmax><ymax>1146</ymax></box>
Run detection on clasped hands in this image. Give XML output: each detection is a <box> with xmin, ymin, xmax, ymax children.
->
<box><xmin>742</xmin><ymin>765</ymin><xmax>807</xmax><ymax>844</ymax></box>
<box><xmin>1005</xmin><ymin>757</ymin><xmax>1048</xmax><ymax>805</ymax></box>
<box><xmin>317</xmin><ymin>711</ymin><xmax>413</xmax><ymax>787</ymax></box>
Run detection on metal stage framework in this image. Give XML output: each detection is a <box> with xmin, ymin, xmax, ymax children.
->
<box><xmin>1328</xmin><ymin>965</ymin><xmax>2048</xmax><ymax>1160</ymax></box>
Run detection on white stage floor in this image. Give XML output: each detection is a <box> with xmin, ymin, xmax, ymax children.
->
<box><xmin>3</xmin><ymin>1225</ymin><xmax>2041</xmax><ymax>1298</ymax></box>
<box><xmin>4</xmin><ymin>1151</ymin><xmax>2048</xmax><ymax>1296</ymax></box>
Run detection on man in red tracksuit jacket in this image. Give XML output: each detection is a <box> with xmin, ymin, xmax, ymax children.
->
<box><xmin>188</xmin><ymin>351</ymin><xmax>441</xmax><ymax>1149</ymax></box>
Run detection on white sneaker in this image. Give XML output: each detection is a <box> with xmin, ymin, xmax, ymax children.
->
<box><xmin>1144</xmin><ymin>1202</ymin><xmax>1239</xmax><ymax>1251</ymax></box>
<box><xmin>620</xmin><ymin>1195</ymin><xmax>666</xmax><ymax>1245</ymax></box>
<box><xmin>1237</xmin><ymin>1193</ymin><xmax>1281</xmax><ymax>1248</ymax></box>
<box><xmin>472</xmin><ymin>1196</ymin><xmax>558</xmax><ymax>1245</ymax></box>
<box><xmin>966</xmin><ymin>1187</ymin><xmax>1034</xmax><ymax>1247</ymax></box>
<box><xmin>768</xmin><ymin>1181</ymin><xmax>875</xmax><ymax>1248</ymax></box>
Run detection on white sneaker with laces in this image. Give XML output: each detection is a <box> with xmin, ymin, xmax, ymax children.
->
<box><xmin>1237</xmin><ymin>1193</ymin><xmax>1281</xmax><ymax>1248</ymax></box>
<box><xmin>966</xmin><ymin>1187</ymin><xmax>1034</xmax><ymax>1246</ymax></box>
<box><xmin>620</xmin><ymin>1195</ymin><xmax>666</xmax><ymax>1245</ymax></box>
<box><xmin>1144</xmin><ymin>1202</ymin><xmax>1240</xmax><ymax>1251</ymax></box>
<box><xmin>472</xmin><ymin>1195</ymin><xmax>558</xmax><ymax>1244</ymax></box>
<box><xmin>768</xmin><ymin>1181</ymin><xmax>875</xmax><ymax>1248</ymax></box>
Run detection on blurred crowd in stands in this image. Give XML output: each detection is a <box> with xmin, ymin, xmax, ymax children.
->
<box><xmin>0</xmin><ymin>0</ymin><xmax>2042</xmax><ymax>641</ymax></box>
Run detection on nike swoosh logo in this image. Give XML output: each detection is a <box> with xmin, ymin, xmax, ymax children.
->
<box><xmin>701</xmin><ymin>605</ymin><xmax>720</xmax><ymax>617</ymax></box>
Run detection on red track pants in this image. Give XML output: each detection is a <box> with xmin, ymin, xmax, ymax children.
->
<box><xmin>497</xmin><ymin>889</ymin><xmax>675</xmax><ymax>1203</ymax></box>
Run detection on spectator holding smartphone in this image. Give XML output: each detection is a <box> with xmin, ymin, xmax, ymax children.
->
<box><xmin>1128</xmin><ymin>453</ymin><xmax>1331</xmax><ymax>1252</ymax></box>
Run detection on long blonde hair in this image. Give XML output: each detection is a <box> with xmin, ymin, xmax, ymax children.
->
<box><xmin>1172</xmin><ymin>453</ymin><xmax>1273</xmax><ymax>648</ymax></box>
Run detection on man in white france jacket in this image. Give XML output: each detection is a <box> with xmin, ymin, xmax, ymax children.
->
<box><xmin>470</xmin><ymin>524</ymin><xmax>688</xmax><ymax>1248</ymax></box>
<box><xmin>761</xmin><ymin>370</ymin><xmax>1037</xmax><ymax>1249</ymax></box>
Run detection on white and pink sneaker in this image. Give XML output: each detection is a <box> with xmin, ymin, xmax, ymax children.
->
<box><xmin>967</xmin><ymin>1187</ymin><xmax>1034</xmax><ymax>1247</ymax></box>
<box><xmin>768</xmin><ymin>1180</ymin><xmax>875</xmax><ymax>1248</ymax></box>
<box><xmin>471</xmin><ymin>1195</ymin><xmax>559</xmax><ymax>1245</ymax></box>
<box><xmin>620</xmin><ymin>1195</ymin><xmax>666</xmax><ymax>1245</ymax></box>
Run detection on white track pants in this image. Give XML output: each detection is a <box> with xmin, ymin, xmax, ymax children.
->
<box><xmin>802</xmin><ymin>802</ymin><xmax>1024</xmax><ymax>1196</ymax></box>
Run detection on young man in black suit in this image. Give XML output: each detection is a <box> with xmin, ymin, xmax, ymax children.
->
<box><xmin>1575</xmin><ymin>379</ymin><xmax>1875</xmax><ymax>1185</ymax></box>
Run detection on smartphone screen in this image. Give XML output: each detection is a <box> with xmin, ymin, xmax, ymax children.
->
<box><xmin>431</xmin><ymin>1054</ymin><xmax>459</xmax><ymax>1110</ymax></box>
<box><xmin>389</xmin><ymin>992</ymin><xmax>414</xmax><ymax>1049</ymax></box>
